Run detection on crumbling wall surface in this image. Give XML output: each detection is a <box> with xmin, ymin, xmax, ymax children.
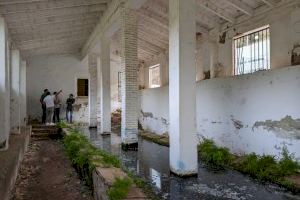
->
<box><xmin>26</xmin><ymin>54</ymin><xmax>89</xmax><ymax>123</ymax></box>
<box><xmin>139</xmin><ymin>86</ymin><xmax>169</xmax><ymax>135</ymax></box>
<box><xmin>140</xmin><ymin>65</ymin><xmax>300</xmax><ymax>159</ymax></box>
<box><xmin>197</xmin><ymin>65</ymin><xmax>300</xmax><ymax>159</ymax></box>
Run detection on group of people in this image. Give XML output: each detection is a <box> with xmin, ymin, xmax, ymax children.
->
<box><xmin>40</xmin><ymin>89</ymin><xmax>76</xmax><ymax>125</ymax></box>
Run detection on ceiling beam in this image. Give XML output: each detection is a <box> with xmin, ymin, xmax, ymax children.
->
<box><xmin>18</xmin><ymin>36</ymin><xmax>86</xmax><ymax>50</ymax></box>
<box><xmin>1</xmin><ymin>4</ymin><xmax>104</xmax><ymax>20</ymax></box>
<box><xmin>11</xmin><ymin>25</ymin><xmax>95</xmax><ymax>41</ymax></box>
<box><xmin>7</xmin><ymin>14</ymin><xmax>100</xmax><ymax>29</ymax></box>
<box><xmin>0</xmin><ymin>0</ymin><xmax>109</xmax><ymax>6</ymax></box>
<box><xmin>260</xmin><ymin>0</ymin><xmax>276</xmax><ymax>7</ymax></box>
<box><xmin>10</xmin><ymin>20</ymin><xmax>98</xmax><ymax>34</ymax></box>
<box><xmin>0</xmin><ymin>0</ymin><xmax>107</xmax><ymax>15</ymax></box>
<box><xmin>226</xmin><ymin>0</ymin><xmax>254</xmax><ymax>16</ymax></box>
<box><xmin>198</xmin><ymin>0</ymin><xmax>235</xmax><ymax>23</ymax></box>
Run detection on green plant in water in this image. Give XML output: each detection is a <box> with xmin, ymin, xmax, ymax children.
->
<box><xmin>198</xmin><ymin>139</ymin><xmax>233</xmax><ymax>167</ymax></box>
<box><xmin>107</xmin><ymin>178</ymin><xmax>132</xmax><ymax>200</ymax></box>
<box><xmin>279</xmin><ymin>147</ymin><xmax>299</xmax><ymax>176</ymax></box>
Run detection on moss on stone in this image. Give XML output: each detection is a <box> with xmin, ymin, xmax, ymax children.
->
<box><xmin>139</xmin><ymin>131</ymin><xmax>169</xmax><ymax>147</ymax></box>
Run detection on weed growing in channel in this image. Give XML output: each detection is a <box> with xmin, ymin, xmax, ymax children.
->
<box><xmin>198</xmin><ymin>139</ymin><xmax>300</xmax><ymax>192</ymax></box>
<box><xmin>198</xmin><ymin>139</ymin><xmax>233</xmax><ymax>167</ymax></box>
<box><xmin>107</xmin><ymin>178</ymin><xmax>133</xmax><ymax>200</ymax></box>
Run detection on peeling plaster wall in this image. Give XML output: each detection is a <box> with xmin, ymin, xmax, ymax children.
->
<box><xmin>139</xmin><ymin>86</ymin><xmax>169</xmax><ymax>135</ymax></box>
<box><xmin>140</xmin><ymin>65</ymin><xmax>300</xmax><ymax>159</ymax></box>
<box><xmin>26</xmin><ymin>54</ymin><xmax>89</xmax><ymax>123</ymax></box>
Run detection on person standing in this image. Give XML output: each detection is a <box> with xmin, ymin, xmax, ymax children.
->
<box><xmin>66</xmin><ymin>94</ymin><xmax>75</xmax><ymax>123</ymax></box>
<box><xmin>40</xmin><ymin>89</ymin><xmax>49</xmax><ymax>124</ymax></box>
<box><xmin>53</xmin><ymin>91</ymin><xmax>62</xmax><ymax>123</ymax></box>
<box><xmin>43</xmin><ymin>92</ymin><xmax>54</xmax><ymax>125</ymax></box>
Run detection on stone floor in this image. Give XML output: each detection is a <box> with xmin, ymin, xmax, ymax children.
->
<box><xmin>10</xmin><ymin>138</ymin><xmax>92</xmax><ymax>200</ymax></box>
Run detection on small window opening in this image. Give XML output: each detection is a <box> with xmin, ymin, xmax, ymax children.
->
<box><xmin>77</xmin><ymin>79</ymin><xmax>89</xmax><ymax>97</ymax></box>
<box><xmin>233</xmin><ymin>25</ymin><xmax>270</xmax><ymax>75</ymax></box>
<box><xmin>149</xmin><ymin>64</ymin><xmax>161</xmax><ymax>88</ymax></box>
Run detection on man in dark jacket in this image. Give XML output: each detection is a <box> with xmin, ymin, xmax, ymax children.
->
<box><xmin>66</xmin><ymin>94</ymin><xmax>75</xmax><ymax>123</ymax></box>
<box><xmin>40</xmin><ymin>89</ymin><xmax>49</xmax><ymax>124</ymax></box>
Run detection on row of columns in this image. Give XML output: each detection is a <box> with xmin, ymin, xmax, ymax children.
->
<box><xmin>87</xmin><ymin>0</ymin><xmax>198</xmax><ymax>176</ymax></box>
<box><xmin>0</xmin><ymin>17</ymin><xmax>27</xmax><ymax>151</ymax></box>
<box><xmin>88</xmin><ymin>5</ymin><xmax>139</xmax><ymax>145</ymax></box>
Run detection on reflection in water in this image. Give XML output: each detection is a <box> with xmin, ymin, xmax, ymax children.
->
<box><xmin>80</xmin><ymin>128</ymin><xmax>300</xmax><ymax>200</ymax></box>
<box><xmin>150</xmin><ymin>168</ymin><xmax>161</xmax><ymax>189</ymax></box>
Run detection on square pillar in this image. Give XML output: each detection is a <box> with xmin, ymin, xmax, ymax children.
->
<box><xmin>0</xmin><ymin>17</ymin><xmax>9</xmax><ymax>150</ymax></box>
<box><xmin>10</xmin><ymin>50</ymin><xmax>21</xmax><ymax>134</ymax></box>
<box><xmin>120</xmin><ymin>6</ymin><xmax>139</xmax><ymax>145</ymax></box>
<box><xmin>88</xmin><ymin>54</ymin><xmax>98</xmax><ymax>128</ymax></box>
<box><xmin>20</xmin><ymin>61</ymin><xmax>27</xmax><ymax>126</ymax></box>
<box><xmin>169</xmin><ymin>0</ymin><xmax>198</xmax><ymax>176</ymax></box>
<box><xmin>99</xmin><ymin>38</ymin><xmax>111</xmax><ymax>134</ymax></box>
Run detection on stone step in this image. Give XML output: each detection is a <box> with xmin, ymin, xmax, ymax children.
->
<box><xmin>32</xmin><ymin>129</ymin><xmax>58</xmax><ymax>133</ymax></box>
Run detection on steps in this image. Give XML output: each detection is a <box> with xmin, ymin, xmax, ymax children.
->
<box><xmin>31</xmin><ymin>124</ymin><xmax>61</xmax><ymax>140</ymax></box>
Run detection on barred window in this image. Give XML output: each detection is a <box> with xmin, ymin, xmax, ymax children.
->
<box><xmin>233</xmin><ymin>25</ymin><xmax>270</xmax><ymax>75</ymax></box>
<box><xmin>149</xmin><ymin>64</ymin><xmax>161</xmax><ymax>88</ymax></box>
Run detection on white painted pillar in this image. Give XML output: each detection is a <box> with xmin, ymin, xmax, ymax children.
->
<box><xmin>96</xmin><ymin>56</ymin><xmax>102</xmax><ymax>129</ymax></box>
<box><xmin>120</xmin><ymin>6</ymin><xmax>139</xmax><ymax>145</ymax></box>
<box><xmin>88</xmin><ymin>54</ymin><xmax>98</xmax><ymax>128</ymax></box>
<box><xmin>20</xmin><ymin>61</ymin><xmax>27</xmax><ymax>126</ymax></box>
<box><xmin>0</xmin><ymin>17</ymin><xmax>9</xmax><ymax>150</ymax></box>
<box><xmin>169</xmin><ymin>0</ymin><xmax>198</xmax><ymax>176</ymax></box>
<box><xmin>99</xmin><ymin>38</ymin><xmax>111</xmax><ymax>134</ymax></box>
<box><xmin>10</xmin><ymin>50</ymin><xmax>21</xmax><ymax>134</ymax></box>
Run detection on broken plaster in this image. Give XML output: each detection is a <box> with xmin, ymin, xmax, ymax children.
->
<box><xmin>253</xmin><ymin>115</ymin><xmax>300</xmax><ymax>139</ymax></box>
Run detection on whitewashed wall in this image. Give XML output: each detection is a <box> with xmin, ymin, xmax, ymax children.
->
<box><xmin>139</xmin><ymin>65</ymin><xmax>300</xmax><ymax>159</ymax></box>
<box><xmin>26</xmin><ymin>54</ymin><xmax>89</xmax><ymax>123</ymax></box>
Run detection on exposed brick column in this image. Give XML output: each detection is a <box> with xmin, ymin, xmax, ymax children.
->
<box><xmin>119</xmin><ymin>6</ymin><xmax>139</xmax><ymax>145</ymax></box>
<box><xmin>169</xmin><ymin>0</ymin><xmax>198</xmax><ymax>176</ymax></box>
<box><xmin>99</xmin><ymin>38</ymin><xmax>111</xmax><ymax>134</ymax></box>
<box><xmin>0</xmin><ymin>17</ymin><xmax>10</xmax><ymax>150</ymax></box>
<box><xmin>88</xmin><ymin>54</ymin><xmax>98</xmax><ymax>128</ymax></box>
<box><xmin>10</xmin><ymin>49</ymin><xmax>21</xmax><ymax>134</ymax></box>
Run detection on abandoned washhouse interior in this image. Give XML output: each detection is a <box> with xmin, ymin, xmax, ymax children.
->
<box><xmin>1</xmin><ymin>0</ymin><xmax>300</xmax><ymax>199</ymax></box>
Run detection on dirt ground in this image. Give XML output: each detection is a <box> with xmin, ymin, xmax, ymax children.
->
<box><xmin>10</xmin><ymin>139</ymin><xmax>93</xmax><ymax>200</ymax></box>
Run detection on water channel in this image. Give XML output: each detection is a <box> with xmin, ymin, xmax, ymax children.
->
<box><xmin>80</xmin><ymin>128</ymin><xmax>300</xmax><ymax>200</ymax></box>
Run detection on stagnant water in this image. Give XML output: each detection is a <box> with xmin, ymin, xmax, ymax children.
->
<box><xmin>80</xmin><ymin>128</ymin><xmax>300</xmax><ymax>200</ymax></box>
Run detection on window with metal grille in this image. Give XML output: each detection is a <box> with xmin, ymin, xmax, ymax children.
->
<box><xmin>149</xmin><ymin>64</ymin><xmax>161</xmax><ymax>88</ymax></box>
<box><xmin>233</xmin><ymin>25</ymin><xmax>270</xmax><ymax>75</ymax></box>
<box><xmin>77</xmin><ymin>79</ymin><xmax>89</xmax><ymax>97</ymax></box>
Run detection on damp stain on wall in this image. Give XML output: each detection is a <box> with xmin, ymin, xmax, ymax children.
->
<box><xmin>253</xmin><ymin>115</ymin><xmax>300</xmax><ymax>139</ymax></box>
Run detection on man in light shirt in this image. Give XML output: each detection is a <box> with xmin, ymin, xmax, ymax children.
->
<box><xmin>43</xmin><ymin>90</ymin><xmax>62</xmax><ymax>125</ymax></box>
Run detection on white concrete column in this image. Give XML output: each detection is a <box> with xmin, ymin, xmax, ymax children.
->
<box><xmin>120</xmin><ymin>6</ymin><xmax>139</xmax><ymax>145</ymax></box>
<box><xmin>0</xmin><ymin>17</ymin><xmax>9</xmax><ymax>150</ymax></box>
<box><xmin>169</xmin><ymin>0</ymin><xmax>198</xmax><ymax>176</ymax></box>
<box><xmin>10</xmin><ymin>49</ymin><xmax>21</xmax><ymax>134</ymax></box>
<box><xmin>88</xmin><ymin>54</ymin><xmax>98</xmax><ymax>128</ymax></box>
<box><xmin>20</xmin><ymin>61</ymin><xmax>27</xmax><ymax>126</ymax></box>
<box><xmin>99</xmin><ymin>38</ymin><xmax>111</xmax><ymax>134</ymax></box>
<box><xmin>96</xmin><ymin>56</ymin><xmax>102</xmax><ymax>129</ymax></box>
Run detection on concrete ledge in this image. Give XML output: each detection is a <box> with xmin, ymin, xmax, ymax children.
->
<box><xmin>0</xmin><ymin>126</ymin><xmax>31</xmax><ymax>200</ymax></box>
<box><xmin>93</xmin><ymin>167</ymin><xmax>147</xmax><ymax>200</ymax></box>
